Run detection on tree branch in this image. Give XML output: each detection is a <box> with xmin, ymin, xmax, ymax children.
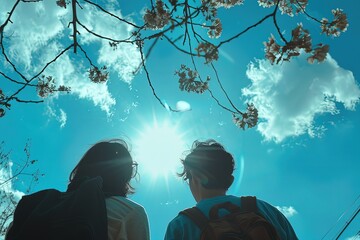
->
<box><xmin>71</xmin><ymin>0</ymin><xmax>78</xmax><ymax>53</ymax></box>
<box><xmin>0</xmin><ymin>0</ymin><xmax>21</xmax><ymax>33</ymax></box>
<box><xmin>210</xmin><ymin>63</ymin><xmax>242</xmax><ymax>114</ymax></box>
<box><xmin>138</xmin><ymin>39</ymin><xmax>178</xmax><ymax>112</ymax></box>
<box><xmin>4</xmin><ymin>44</ymin><xmax>73</xmax><ymax>106</ymax></box>
<box><xmin>0</xmin><ymin>71</ymin><xmax>36</xmax><ymax>87</ymax></box>
<box><xmin>186</xmin><ymin>24</ymin><xmax>236</xmax><ymax>114</ymax></box>
<box><xmin>76</xmin><ymin>20</ymin><xmax>135</xmax><ymax>43</ymax></box>
<box><xmin>0</xmin><ymin>34</ymin><xmax>29</xmax><ymax>82</ymax></box>
<box><xmin>217</xmin><ymin>12</ymin><xmax>274</xmax><ymax>48</ymax></box>
<box><xmin>83</xmin><ymin>0</ymin><xmax>142</xmax><ymax>29</ymax></box>
<box><xmin>163</xmin><ymin>34</ymin><xmax>197</xmax><ymax>56</ymax></box>
<box><xmin>272</xmin><ymin>0</ymin><xmax>288</xmax><ymax>44</ymax></box>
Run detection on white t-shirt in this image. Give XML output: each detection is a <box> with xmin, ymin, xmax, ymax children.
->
<box><xmin>106</xmin><ymin>196</ymin><xmax>150</xmax><ymax>240</ymax></box>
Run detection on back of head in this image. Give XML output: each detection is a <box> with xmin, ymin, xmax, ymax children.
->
<box><xmin>180</xmin><ymin>139</ymin><xmax>235</xmax><ymax>190</ymax></box>
<box><xmin>68</xmin><ymin>139</ymin><xmax>135</xmax><ymax>196</ymax></box>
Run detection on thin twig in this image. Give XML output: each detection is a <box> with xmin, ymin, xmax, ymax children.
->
<box><xmin>0</xmin><ymin>71</ymin><xmax>36</xmax><ymax>86</ymax></box>
<box><xmin>133</xmin><ymin>37</ymin><xmax>160</xmax><ymax>75</ymax></box>
<box><xmin>0</xmin><ymin>0</ymin><xmax>21</xmax><ymax>32</ymax></box>
<box><xmin>186</xmin><ymin>20</ymin><xmax>235</xmax><ymax>114</ymax></box>
<box><xmin>138</xmin><ymin>41</ymin><xmax>178</xmax><ymax>112</ymax></box>
<box><xmin>210</xmin><ymin>63</ymin><xmax>242</xmax><ymax>114</ymax></box>
<box><xmin>6</xmin><ymin>44</ymin><xmax>74</xmax><ymax>104</ymax></box>
<box><xmin>272</xmin><ymin>0</ymin><xmax>287</xmax><ymax>44</ymax></box>
<box><xmin>77</xmin><ymin>44</ymin><xmax>95</xmax><ymax>67</ymax></box>
<box><xmin>83</xmin><ymin>0</ymin><xmax>142</xmax><ymax>28</ymax></box>
<box><xmin>163</xmin><ymin>35</ymin><xmax>197</xmax><ymax>56</ymax></box>
<box><xmin>13</xmin><ymin>97</ymin><xmax>43</xmax><ymax>104</ymax></box>
<box><xmin>217</xmin><ymin>12</ymin><xmax>273</xmax><ymax>48</ymax></box>
<box><xmin>294</xmin><ymin>0</ymin><xmax>321</xmax><ymax>24</ymax></box>
<box><xmin>76</xmin><ymin>20</ymin><xmax>135</xmax><ymax>43</ymax></box>
<box><xmin>29</xmin><ymin>44</ymin><xmax>74</xmax><ymax>82</ymax></box>
<box><xmin>0</xmin><ymin>34</ymin><xmax>29</xmax><ymax>82</ymax></box>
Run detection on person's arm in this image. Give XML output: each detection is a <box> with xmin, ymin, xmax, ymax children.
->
<box><xmin>258</xmin><ymin>200</ymin><xmax>298</xmax><ymax>240</ymax></box>
<box><xmin>164</xmin><ymin>219</ymin><xmax>183</xmax><ymax>240</ymax></box>
<box><xmin>164</xmin><ymin>215</ymin><xmax>199</xmax><ymax>240</ymax></box>
<box><xmin>275</xmin><ymin>208</ymin><xmax>298</xmax><ymax>240</ymax></box>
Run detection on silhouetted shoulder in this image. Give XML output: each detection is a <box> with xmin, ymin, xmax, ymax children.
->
<box><xmin>106</xmin><ymin>196</ymin><xmax>150</xmax><ymax>240</ymax></box>
<box><xmin>256</xmin><ymin>199</ymin><xmax>298</xmax><ymax>240</ymax></box>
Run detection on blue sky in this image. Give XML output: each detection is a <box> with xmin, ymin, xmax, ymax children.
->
<box><xmin>1</xmin><ymin>0</ymin><xmax>359</xmax><ymax>239</ymax></box>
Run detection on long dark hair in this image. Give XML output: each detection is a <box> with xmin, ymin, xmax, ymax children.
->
<box><xmin>67</xmin><ymin>139</ymin><xmax>136</xmax><ymax>196</ymax></box>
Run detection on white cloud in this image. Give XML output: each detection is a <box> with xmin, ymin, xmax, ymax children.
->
<box><xmin>346</xmin><ymin>236</ymin><xmax>360</xmax><ymax>240</ymax></box>
<box><xmin>175</xmin><ymin>100</ymin><xmax>191</xmax><ymax>112</ymax></box>
<box><xmin>45</xmin><ymin>104</ymin><xmax>67</xmax><ymax>128</ymax></box>
<box><xmin>40</xmin><ymin>43</ymin><xmax>117</xmax><ymax>115</ymax></box>
<box><xmin>275</xmin><ymin>206</ymin><xmax>298</xmax><ymax>218</ymax></box>
<box><xmin>242</xmin><ymin>53</ymin><xmax>360</xmax><ymax>142</ymax></box>
<box><xmin>1</xmin><ymin>1</ymin><xmax>68</xmax><ymax>72</ymax></box>
<box><xmin>76</xmin><ymin>3</ymin><xmax>141</xmax><ymax>84</ymax></box>
<box><xmin>98</xmin><ymin>42</ymin><xmax>141</xmax><ymax>84</ymax></box>
<box><xmin>59</xmin><ymin>109</ymin><xmax>67</xmax><ymax>128</ymax></box>
<box><xmin>0</xmin><ymin>163</ymin><xmax>24</xmax><ymax>200</ymax></box>
<box><xmin>1</xmin><ymin>1</ymin><xmax>140</xmax><ymax>115</ymax></box>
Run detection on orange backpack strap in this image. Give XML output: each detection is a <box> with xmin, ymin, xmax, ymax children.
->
<box><xmin>180</xmin><ymin>207</ymin><xmax>208</xmax><ymax>232</ymax></box>
<box><xmin>241</xmin><ymin>196</ymin><xmax>257</xmax><ymax>213</ymax></box>
<box><xmin>180</xmin><ymin>197</ymin><xmax>256</xmax><ymax>229</ymax></box>
<box><xmin>180</xmin><ymin>197</ymin><xmax>281</xmax><ymax>240</ymax></box>
<box><xmin>180</xmin><ymin>199</ymin><xmax>245</xmax><ymax>230</ymax></box>
<box><xmin>241</xmin><ymin>196</ymin><xmax>281</xmax><ymax>240</ymax></box>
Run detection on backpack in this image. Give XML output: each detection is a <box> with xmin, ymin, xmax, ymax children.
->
<box><xmin>6</xmin><ymin>176</ymin><xmax>108</xmax><ymax>240</ymax></box>
<box><xmin>180</xmin><ymin>196</ymin><xmax>280</xmax><ymax>240</ymax></box>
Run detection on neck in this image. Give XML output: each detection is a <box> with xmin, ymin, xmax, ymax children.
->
<box><xmin>196</xmin><ymin>188</ymin><xmax>226</xmax><ymax>202</ymax></box>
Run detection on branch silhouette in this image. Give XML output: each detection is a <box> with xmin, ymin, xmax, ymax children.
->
<box><xmin>0</xmin><ymin>140</ymin><xmax>44</xmax><ymax>236</ymax></box>
<box><xmin>0</xmin><ymin>0</ymin><xmax>348</xmax><ymax>129</ymax></box>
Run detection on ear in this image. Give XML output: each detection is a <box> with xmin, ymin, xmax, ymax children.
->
<box><xmin>200</xmin><ymin>176</ymin><xmax>209</xmax><ymax>187</ymax></box>
<box><xmin>228</xmin><ymin>175</ymin><xmax>234</xmax><ymax>187</ymax></box>
<box><xmin>190</xmin><ymin>170</ymin><xmax>208</xmax><ymax>186</ymax></box>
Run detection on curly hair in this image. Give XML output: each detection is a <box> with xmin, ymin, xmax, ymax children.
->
<box><xmin>179</xmin><ymin>139</ymin><xmax>235</xmax><ymax>190</ymax></box>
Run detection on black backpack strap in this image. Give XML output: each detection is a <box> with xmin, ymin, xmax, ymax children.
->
<box><xmin>180</xmin><ymin>207</ymin><xmax>209</xmax><ymax>232</ymax></box>
<box><xmin>241</xmin><ymin>196</ymin><xmax>257</xmax><ymax>212</ymax></box>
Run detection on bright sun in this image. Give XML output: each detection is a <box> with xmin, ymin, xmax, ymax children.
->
<box><xmin>133</xmin><ymin>120</ymin><xmax>187</xmax><ymax>178</ymax></box>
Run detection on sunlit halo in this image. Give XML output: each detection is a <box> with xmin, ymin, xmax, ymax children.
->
<box><xmin>133</xmin><ymin>120</ymin><xmax>187</xmax><ymax>179</ymax></box>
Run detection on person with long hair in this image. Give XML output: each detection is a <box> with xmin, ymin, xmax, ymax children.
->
<box><xmin>6</xmin><ymin>139</ymin><xmax>150</xmax><ymax>240</ymax></box>
<box><xmin>68</xmin><ymin>139</ymin><xmax>150</xmax><ymax>240</ymax></box>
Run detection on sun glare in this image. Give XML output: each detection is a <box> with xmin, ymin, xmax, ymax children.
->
<box><xmin>133</xmin><ymin>120</ymin><xmax>187</xmax><ymax>179</ymax></box>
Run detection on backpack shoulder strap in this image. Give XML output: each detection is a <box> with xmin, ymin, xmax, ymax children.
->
<box><xmin>241</xmin><ymin>196</ymin><xmax>257</xmax><ymax>212</ymax></box>
<box><xmin>180</xmin><ymin>207</ymin><xmax>208</xmax><ymax>232</ymax></box>
<box><xmin>241</xmin><ymin>196</ymin><xmax>281</xmax><ymax>240</ymax></box>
